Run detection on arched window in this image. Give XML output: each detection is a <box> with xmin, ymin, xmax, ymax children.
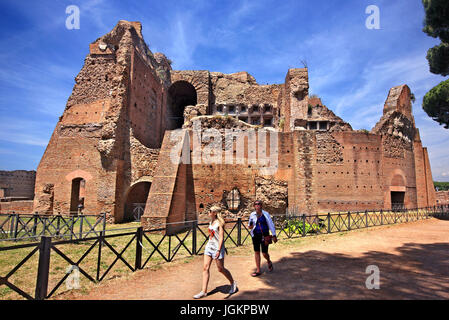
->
<box><xmin>167</xmin><ymin>81</ymin><xmax>197</xmax><ymax>129</ymax></box>
<box><xmin>124</xmin><ymin>182</ymin><xmax>152</xmax><ymax>222</ymax></box>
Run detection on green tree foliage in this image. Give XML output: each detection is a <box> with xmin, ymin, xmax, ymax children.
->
<box><xmin>426</xmin><ymin>43</ymin><xmax>449</xmax><ymax>76</ymax></box>
<box><xmin>422</xmin><ymin>0</ymin><xmax>449</xmax><ymax>43</ymax></box>
<box><xmin>423</xmin><ymin>79</ymin><xmax>449</xmax><ymax>128</ymax></box>
<box><xmin>434</xmin><ymin>181</ymin><xmax>449</xmax><ymax>191</ymax></box>
<box><xmin>422</xmin><ymin>0</ymin><xmax>449</xmax><ymax>128</ymax></box>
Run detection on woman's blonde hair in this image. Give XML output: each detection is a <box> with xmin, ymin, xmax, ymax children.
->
<box><xmin>210</xmin><ymin>205</ymin><xmax>225</xmax><ymax>227</ymax></box>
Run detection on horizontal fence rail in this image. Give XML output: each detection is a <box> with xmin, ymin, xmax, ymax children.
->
<box><xmin>0</xmin><ymin>205</ymin><xmax>447</xmax><ymax>300</ymax></box>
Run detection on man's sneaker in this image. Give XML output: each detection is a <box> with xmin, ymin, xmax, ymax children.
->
<box><xmin>193</xmin><ymin>291</ymin><xmax>207</xmax><ymax>299</ymax></box>
<box><xmin>229</xmin><ymin>281</ymin><xmax>238</xmax><ymax>294</ymax></box>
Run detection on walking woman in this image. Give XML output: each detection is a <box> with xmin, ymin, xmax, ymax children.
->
<box><xmin>193</xmin><ymin>205</ymin><xmax>238</xmax><ymax>299</ymax></box>
<box><xmin>248</xmin><ymin>200</ymin><xmax>277</xmax><ymax>276</ymax></box>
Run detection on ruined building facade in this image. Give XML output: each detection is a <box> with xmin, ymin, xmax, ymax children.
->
<box><xmin>33</xmin><ymin>21</ymin><xmax>436</xmax><ymax>226</ymax></box>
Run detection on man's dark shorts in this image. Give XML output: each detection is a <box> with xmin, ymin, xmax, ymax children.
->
<box><xmin>252</xmin><ymin>234</ymin><xmax>269</xmax><ymax>253</ymax></box>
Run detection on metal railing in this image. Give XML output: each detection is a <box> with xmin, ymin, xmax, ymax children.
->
<box><xmin>0</xmin><ymin>205</ymin><xmax>447</xmax><ymax>300</ymax></box>
<box><xmin>0</xmin><ymin>212</ymin><xmax>107</xmax><ymax>242</ymax></box>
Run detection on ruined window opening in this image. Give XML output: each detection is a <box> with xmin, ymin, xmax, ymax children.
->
<box><xmin>294</xmin><ymin>90</ymin><xmax>306</xmax><ymax>101</ymax></box>
<box><xmin>309</xmin><ymin>121</ymin><xmax>317</xmax><ymax>130</ymax></box>
<box><xmin>319</xmin><ymin>121</ymin><xmax>328</xmax><ymax>130</ymax></box>
<box><xmin>263</xmin><ymin>118</ymin><xmax>273</xmax><ymax>127</ymax></box>
<box><xmin>264</xmin><ymin>105</ymin><xmax>272</xmax><ymax>113</ymax></box>
<box><xmin>240</xmin><ymin>106</ymin><xmax>247</xmax><ymax>113</ymax></box>
<box><xmin>167</xmin><ymin>81</ymin><xmax>197</xmax><ymax>129</ymax></box>
<box><xmin>251</xmin><ymin>118</ymin><xmax>260</xmax><ymax>125</ymax></box>
<box><xmin>228</xmin><ymin>105</ymin><xmax>236</xmax><ymax>114</ymax></box>
<box><xmin>227</xmin><ymin>188</ymin><xmax>240</xmax><ymax>211</ymax></box>
<box><xmin>252</xmin><ymin>106</ymin><xmax>260</xmax><ymax>113</ymax></box>
<box><xmin>199</xmin><ymin>203</ymin><xmax>204</xmax><ymax>209</ymax></box>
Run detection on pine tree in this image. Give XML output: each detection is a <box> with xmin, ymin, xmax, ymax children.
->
<box><xmin>422</xmin><ymin>0</ymin><xmax>449</xmax><ymax>128</ymax></box>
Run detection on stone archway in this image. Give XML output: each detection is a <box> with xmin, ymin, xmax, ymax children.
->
<box><xmin>124</xmin><ymin>181</ymin><xmax>151</xmax><ymax>222</ymax></box>
<box><xmin>167</xmin><ymin>81</ymin><xmax>197</xmax><ymax>129</ymax></box>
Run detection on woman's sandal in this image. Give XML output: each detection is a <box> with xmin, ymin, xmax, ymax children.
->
<box><xmin>268</xmin><ymin>261</ymin><xmax>273</xmax><ymax>272</ymax></box>
<box><xmin>251</xmin><ymin>271</ymin><xmax>261</xmax><ymax>277</ymax></box>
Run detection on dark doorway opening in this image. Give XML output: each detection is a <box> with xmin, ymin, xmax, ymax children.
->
<box><xmin>124</xmin><ymin>182</ymin><xmax>151</xmax><ymax>222</ymax></box>
<box><xmin>167</xmin><ymin>81</ymin><xmax>197</xmax><ymax>129</ymax></box>
<box><xmin>70</xmin><ymin>178</ymin><xmax>86</xmax><ymax>214</ymax></box>
<box><xmin>391</xmin><ymin>191</ymin><xmax>405</xmax><ymax>210</ymax></box>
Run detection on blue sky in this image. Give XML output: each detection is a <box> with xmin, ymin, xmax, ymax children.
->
<box><xmin>0</xmin><ymin>0</ymin><xmax>448</xmax><ymax>181</ymax></box>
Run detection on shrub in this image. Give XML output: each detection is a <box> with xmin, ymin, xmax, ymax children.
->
<box><xmin>283</xmin><ymin>219</ymin><xmax>322</xmax><ymax>235</ymax></box>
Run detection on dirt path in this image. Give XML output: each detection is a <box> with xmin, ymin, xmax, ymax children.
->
<box><xmin>56</xmin><ymin>218</ymin><xmax>449</xmax><ymax>300</ymax></box>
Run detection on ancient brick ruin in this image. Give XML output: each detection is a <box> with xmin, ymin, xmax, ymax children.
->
<box><xmin>32</xmin><ymin>20</ymin><xmax>437</xmax><ymax>227</ymax></box>
<box><xmin>0</xmin><ymin>170</ymin><xmax>35</xmax><ymax>213</ymax></box>
<box><xmin>436</xmin><ymin>191</ymin><xmax>449</xmax><ymax>205</ymax></box>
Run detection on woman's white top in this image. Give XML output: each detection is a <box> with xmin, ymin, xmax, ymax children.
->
<box><xmin>204</xmin><ymin>220</ymin><xmax>225</xmax><ymax>259</ymax></box>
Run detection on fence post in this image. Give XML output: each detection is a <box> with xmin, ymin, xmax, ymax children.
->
<box><xmin>13</xmin><ymin>213</ymin><xmax>20</xmax><ymax>241</ymax></box>
<box><xmin>43</xmin><ymin>217</ymin><xmax>49</xmax><ymax>236</ymax></box>
<box><xmin>96</xmin><ymin>230</ymin><xmax>104</xmax><ymax>281</ymax></box>
<box><xmin>35</xmin><ymin>236</ymin><xmax>52</xmax><ymax>300</ymax></box>
<box><xmin>192</xmin><ymin>220</ymin><xmax>197</xmax><ymax>254</ymax></box>
<box><xmin>380</xmin><ymin>209</ymin><xmax>383</xmax><ymax>225</ymax></box>
<box><xmin>70</xmin><ymin>216</ymin><xmax>74</xmax><ymax>241</ymax></box>
<box><xmin>79</xmin><ymin>214</ymin><xmax>84</xmax><ymax>240</ymax></box>
<box><xmin>9</xmin><ymin>213</ymin><xmax>16</xmax><ymax>239</ymax></box>
<box><xmin>102</xmin><ymin>213</ymin><xmax>107</xmax><ymax>233</ymax></box>
<box><xmin>347</xmin><ymin>212</ymin><xmax>351</xmax><ymax>231</ymax></box>
<box><xmin>327</xmin><ymin>213</ymin><xmax>331</xmax><ymax>233</ymax></box>
<box><xmin>33</xmin><ymin>212</ymin><xmax>39</xmax><ymax>236</ymax></box>
<box><xmin>135</xmin><ymin>227</ymin><xmax>143</xmax><ymax>270</ymax></box>
<box><xmin>237</xmin><ymin>218</ymin><xmax>242</xmax><ymax>246</ymax></box>
<box><xmin>56</xmin><ymin>213</ymin><xmax>61</xmax><ymax>237</ymax></box>
<box><xmin>168</xmin><ymin>235</ymin><xmax>172</xmax><ymax>262</ymax></box>
<box><xmin>365</xmin><ymin>210</ymin><xmax>368</xmax><ymax>228</ymax></box>
<box><xmin>302</xmin><ymin>214</ymin><xmax>306</xmax><ymax>237</ymax></box>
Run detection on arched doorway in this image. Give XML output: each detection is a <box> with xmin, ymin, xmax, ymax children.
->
<box><xmin>167</xmin><ymin>81</ymin><xmax>197</xmax><ymax>129</ymax></box>
<box><xmin>70</xmin><ymin>178</ymin><xmax>86</xmax><ymax>214</ymax></box>
<box><xmin>124</xmin><ymin>182</ymin><xmax>151</xmax><ymax>222</ymax></box>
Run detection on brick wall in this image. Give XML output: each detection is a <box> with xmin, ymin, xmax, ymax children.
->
<box><xmin>0</xmin><ymin>170</ymin><xmax>35</xmax><ymax>199</ymax></box>
<box><xmin>436</xmin><ymin>191</ymin><xmax>449</xmax><ymax>205</ymax></box>
<box><xmin>0</xmin><ymin>200</ymin><xmax>34</xmax><ymax>214</ymax></box>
